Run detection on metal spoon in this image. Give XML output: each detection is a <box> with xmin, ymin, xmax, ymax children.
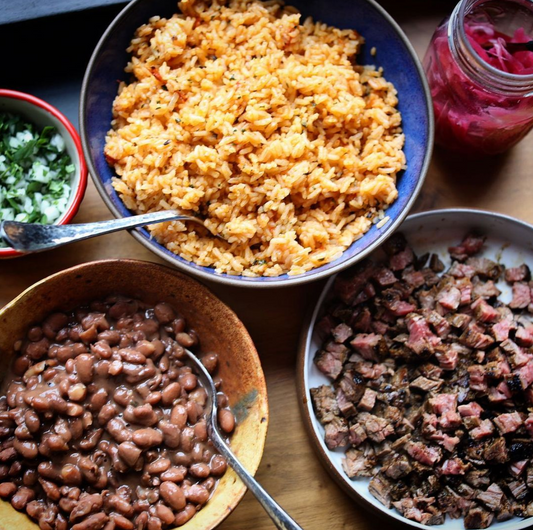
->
<box><xmin>0</xmin><ymin>210</ymin><xmax>212</xmax><ymax>253</ymax></box>
<box><xmin>183</xmin><ymin>347</ymin><xmax>304</xmax><ymax>530</ymax></box>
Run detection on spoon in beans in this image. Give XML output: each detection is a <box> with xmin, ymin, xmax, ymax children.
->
<box><xmin>0</xmin><ymin>210</ymin><xmax>223</xmax><ymax>253</ymax></box>
<box><xmin>183</xmin><ymin>348</ymin><xmax>304</xmax><ymax>530</ymax></box>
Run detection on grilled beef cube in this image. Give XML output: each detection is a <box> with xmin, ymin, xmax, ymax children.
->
<box><xmin>368</xmin><ymin>473</ymin><xmax>393</xmax><ymax>508</ymax></box>
<box><xmin>334</xmin><ymin>259</ymin><xmax>375</xmax><ymax>305</ymax></box>
<box><xmin>383</xmin><ymin>232</ymin><xmax>407</xmax><ymax>256</ymax></box>
<box><xmin>483</xmin><ymin>436</ymin><xmax>508</xmax><ymax>464</ymax></box>
<box><xmin>507</xmin><ymin>479</ymin><xmax>528</xmax><ymax>501</ymax></box>
<box><xmin>477</xmin><ymin>483</ymin><xmax>505</xmax><ymax>511</ymax></box>
<box><xmin>383</xmin><ymin>454</ymin><xmax>412</xmax><ymax>479</ymax></box>
<box><xmin>504</xmin><ymin>264</ymin><xmax>530</xmax><ymax>283</ymax></box>
<box><xmin>466</xmin><ymin>469</ymin><xmax>491</xmax><ymax>488</ymax></box>
<box><xmin>472</xmin><ymin>279</ymin><xmax>501</xmax><ymax>300</ymax></box>
<box><xmin>464</xmin><ymin>505</ymin><xmax>494</xmax><ymax>529</ymax></box>
<box><xmin>372</xmin><ymin>266</ymin><xmax>397</xmax><ymax>287</ymax></box>
<box><xmin>324</xmin><ymin>417</ymin><xmax>349</xmax><ymax>449</ymax></box>
<box><xmin>449</xmin><ymin>234</ymin><xmax>486</xmax><ymax>261</ymax></box>
<box><xmin>332</xmin><ymin>323</ymin><xmax>352</xmax><ymax>343</ymax></box>
<box><xmin>314</xmin><ymin>343</ymin><xmax>348</xmax><ymax>380</ymax></box>
<box><xmin>429</xmin><ymin>253</ymin><xmax>445</xmax><ymax>272</ymax></box>
<box><xmin>342</xmin><ymin>447</ymin><xmax>376</xmax><ymax>478</ymax></box>
<box><xmin>509</xmin><ymin>282</ymin><xmax>531</xmax><ymax>309</ymax></box>
<box><xmin>336</xmin><ymin>371</ymin><xmax>366</xmax><ymax>405</ymax></box>
<box><xmin>466</xmin><ymin>256</ymin><xmax>503</xmax><ymax>280</ymax></box>
<box><xmin>310</xmin><ymin>385</ymin><xmax>339</xmax><ymax>424</ymax></box>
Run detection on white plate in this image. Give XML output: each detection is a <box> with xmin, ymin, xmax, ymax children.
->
<box><xmin>298</xmin><ymin>208</ymin><xmax>533</xmax><ymax>530</ymax></box>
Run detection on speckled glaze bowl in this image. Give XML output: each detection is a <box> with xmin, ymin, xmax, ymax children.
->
<box><xmin>0</xmin><ymin>260</ymin><xmax>268</xmax><ymax>530</ymax></box>
<box><xmin>80</xmin><ymin>0</ymin><xmax>433</xmax><ymax>288</ymax></box>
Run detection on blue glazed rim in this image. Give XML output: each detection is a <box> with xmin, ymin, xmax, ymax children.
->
<box><xmin>80</xmin><ymin>0</ymin><xmax>434</xmax><ymax>288</ymax></box>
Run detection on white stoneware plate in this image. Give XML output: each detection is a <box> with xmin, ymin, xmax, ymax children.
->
<box><xmin>297</xmin><ymin>208</ymin><xmax>533</xmax><ymax>530</ymax></box>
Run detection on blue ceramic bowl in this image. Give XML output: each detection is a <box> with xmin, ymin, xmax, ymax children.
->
<box><xmin>80</xmin><ymin>0</ymin><xmax>433</xmax><ymax>288</ymax></box>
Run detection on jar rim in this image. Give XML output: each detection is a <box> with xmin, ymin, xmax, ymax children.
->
<box><xmin>451</xmin><ymin>0</ymin><xmax>533</xmax><ymax>89</ymax></box>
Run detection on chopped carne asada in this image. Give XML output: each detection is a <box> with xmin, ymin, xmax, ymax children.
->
<box><xmin>310</xmin><ymin>233</ymin><xmax>533</xmax><ymax>529</ymax></box>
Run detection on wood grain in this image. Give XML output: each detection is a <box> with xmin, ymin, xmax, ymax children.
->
<box><xmin>1</xmin><ymin>4</ymin><xmax>533</xmax><ymax>529</ymax></box>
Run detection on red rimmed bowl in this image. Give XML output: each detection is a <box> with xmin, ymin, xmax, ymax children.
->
<box><xmin>0</xmin><ymin>89</ymin><xmax>88</xmax><ymax>259</ymax></box>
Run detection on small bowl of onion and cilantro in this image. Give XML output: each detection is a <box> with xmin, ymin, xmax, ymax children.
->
<box><xmin>0</xmin><ymin>89</ymin><xmax>87</xmax><ymax>258</ymax></box>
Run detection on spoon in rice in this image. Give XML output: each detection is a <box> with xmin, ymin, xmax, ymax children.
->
<box><xmin>0</xmin><ymin>210</ymin><xmax>222</xmax><ymax>252</ymax></box>
<box><xmin>183</xmin><ymin>347</ymin><xmax>304</xmax><ymax>530</ymax></box>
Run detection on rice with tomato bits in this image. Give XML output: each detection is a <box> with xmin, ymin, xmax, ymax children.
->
<box><xmin>105</xmin><ymin>0</ymin><xmax>405</xmax><ymax>277</ymax></box>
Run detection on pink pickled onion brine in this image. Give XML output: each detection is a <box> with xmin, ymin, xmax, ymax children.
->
<box><xmin>466</xmin><ymin>23</ymin><xmax>533</xmax><ymax>75</ymax></box>
<box><xmin>423</xmin><ymin>16</ymin><xmax>533</xmax><ymax>156</ymax></box>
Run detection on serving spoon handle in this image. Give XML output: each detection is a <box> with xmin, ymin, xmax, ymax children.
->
<box><xmin>0</xmin><ymin>211</ymin><xmax>203</xmax><ymax>253</ymax></box>
<box><xmin>182</xmin><ymin>348</ymin><xmax>304</xmax><ymax>530</ymax></box>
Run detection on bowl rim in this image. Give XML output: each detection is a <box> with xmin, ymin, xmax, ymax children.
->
<box><xmin>296</xmin><ymin>207</ymin><xmax>533</xmax><ymax>529</ymax></box>
<box><xmin>0</xmin><ymin>88</ymin><xmax>88</xmax><ymax>259</ymax></box>
<box><xmin>79</xmin><ymin>0</ymin><xmax>434</xmax><ymax>288</ymax></box>
<box><xmin>0</xmin><ymin>257</ymin><xmax>270</xmax><ymax>530</ymax></box>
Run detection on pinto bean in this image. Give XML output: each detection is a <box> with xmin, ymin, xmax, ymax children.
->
<box><xmin>173</xmin><ymin>504</ymin><xmax>196</xmax><ymax>526</ymax></box>
<box><xmin>119</xmin><ymin>348</ymin><xmax>146</xmax><ymax>364</ymax></box>
<box><xmin>189</xmin><ymin>463</ymin><xmax>210</xmax><ymax>478</ymax></box>
<box><xmin>72</xmin><ymin>513</ymin><xmax>109</xmax><ymax>530</ymax></box>
<box><xmin>161</xmin><ymin>465</ymin><xmax>187</xmax><ymax>483</ymax></box>
<box><xmin>158</xmin><ymin>420</ymin><xmax>181</xmax><ymax>449</ymax></box>
<box><xmin>68</xmin><ymin>383</ymin><xmax>87</xmax><ymax>402</ymax></box>
<box><xmin>61</xmin><ymin>464</ymin><xmax>82</xmax><ymax>486</ymax></box>
<box><xmin>91</xmin><ymin>340</ymin><xmax>112</xmax><ymax>359</ymax></box>
<box><xmin>98</xmin><ymin>404</ymin><xmax>117</xmax><ymax>425</ymax></box>
<box><xmin>201</xmin><ymin>352</ymin><xmax>218</xmax><ymax>374</ymax></box>
<box><xmin>25</xmin><ymin>337</ymin><xmax>50</xmax><ymax>360</ymax></box>
<box><xmin>185</xmin><ymin>484</ymin><xmax>210</xmax><ymax>505</ymax></box>
<box><xmin>14</xmin><ymin>422</ymin><xmax>31</xmax><ymax>440</ymax></box>
<box><xmin>117</xmin><ymin>441</ymin><xmax>142</xmax><ymax>467</ymax></box>
<box><xmin>136</xmin><ymin>340</ymin><xmax>156</xmax><ymax>358</ymax></box>
<box><xmin>159</xmin><ymin>481</ymin><xmax>186</xmax><ymax>511</ymax></box>
<box><xmin>23</xmin><ymin>468</ymin><xmax>38</xmax><ymax>486</ymax></box>
<box><xmin>43</xmin><ymin>313</ymin><xmax>69</xmax><ymax>340</ymax></box>
<box><xmin>0</xmin><ymin>481</ymin><xmax>16</xmax><ymax>498</ymax></box>
<box><xmin>113</xmin><ymin>386</ymin><xmax>133</xmax><ymax>408</ymax></box>
<box><xmin>170</xmin><ymin>404</ymin><xmax>187</xmax><ymax>428</ymax></box>
<box><xmin>38</xmin><ymin>461</ymin><xmax>61</xmax><ymax>481</ymax></box>
<box><xmin>13</xmin><ymin>355</ymin><xmax>31</xmax><ymax>376</ymax></box>
<box><xmin>209</xmin><ymin>454</ymin><xmax>227</xmax><ymax>476</ymax></box>
<box><xmin>132</xmin><ymin>428</ymin><xmax>163</xmax><ymax>449</ymax></box>
<box><xmin>145</xmin><ymin>392</ymin><xmax>161</xmax><ymax>406</ymax></box>
<box><xmin>153</xmin><ymin>303</ymin><xmax>175</xmax><ymax>324</ymax></box>
<box><xmin>146</xmin><ymin>516</ymin><xmax>162</xmax><ymax>530</ymax></box>
<box><xmin>105</xmin><ymin>493</ymin><xmax>134</xmax><ymax>517</ymax></box>
<box><xmin>178</xmin><ymin>372</ymin><xmax>197</xmax><ymax>391</ymax></box>
<box><xmin>123</xmin><ymin>404</ymin><xmax>157</xmax><ymax>427</ymax></box>
<box><xmin>154</xmin><ymin>504</ymin><xmax>175</xmax><ymax>525</ymax></box>
<box><xmin>75</xmin><ymin>354</ymin><xmax>95</xmax><ymax>384</ymax></box>
<box><xmin>112</xmin><ymin>514</ymin><xmax>134</xmax><ymax>530</ymax></box>
<box><xmin>11</xmin><ymin>486</ymin><xmax>35</xmax><ymax>510</ymax></box>
<box><xmin>145</xmin><ymin>458</ymin><xmax>171</xmax><ymax>475</ymax></box>
<box><xmin>56</xmin><ymin>513</ymin><xmax>69</xmax><ymax>530</ymax></box>
<box><xmin>218</xmin><ymin>408</ymin><xmax>235</xmax><ymax>433</ymax></box>
<box><xmin>39</xmin><ymin>477</ymin><xmax>61</xmax><ymax>501</ymax></box>
<box><xmin>70</xmin><ymin>493</ymin><xmax>104</xmax><ymax>522</ymax></box>
<box><xmin>13</xmin><ymin>438</ymin><xmax>38</xmax><ymax>459</ymax></box>
<box><xmin>97</xmin><ymin>329</ymin><xmax>120</xmax><ymax>345</ymax></box>
<box><xmin>107</xmin><ymin>418</ymin><xmax>133</xmax><ymax>443</ymax></box>
<box><xmin>161</xmin><ymin>382</ymin><xmax>181</xmax><ymax>405</ymax></box>
<box><xmin>0</xmin><ymin>446</ymin><xmax>17</xmax><ymax>462</ymax></box>
<box><xmin>66</xmin><ymin>402</ymin><xmax>84</xmax><ymax>417</ymax></box>
<box><xmin>24</xmin><ymin>409</ymin><xmax>40</xmax><ymax>433</ymax></box>
<box><xmin>134</xmin><ymin>511</ymin><xmax>149</xmax><ymax>530</ymax></box>
<box><xmin>78</xmin><ymin>429</ymin><xmax>104</xmax><ymax>451</ymax></box>
<box><xmin>90</xmin><ymin>388</ymin><xmax>109</xmax><ymax>412</ymax></box>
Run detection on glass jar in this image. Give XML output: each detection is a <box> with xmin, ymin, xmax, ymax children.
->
<box><xmin>423</xmin><ymin>0</ymin><xmax>533</xmax><ymax>155</ymax></box>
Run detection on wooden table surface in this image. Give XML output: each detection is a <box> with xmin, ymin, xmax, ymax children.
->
<box><xmin>2</xmin><ymin>1</ymin><xmax>533</xmax><ymax>528</ymax></box>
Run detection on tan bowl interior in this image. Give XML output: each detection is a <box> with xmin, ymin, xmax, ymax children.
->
<box><xmin>0</xmin><ymin>259</ymin><xmax>269</xmax><ymax>530</ymax></box>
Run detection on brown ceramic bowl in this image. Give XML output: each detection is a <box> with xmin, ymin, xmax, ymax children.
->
<box><xmin>0</xmin><ymin>259</ymin><xmax>268</xmax><ymax>530</ymax></box>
